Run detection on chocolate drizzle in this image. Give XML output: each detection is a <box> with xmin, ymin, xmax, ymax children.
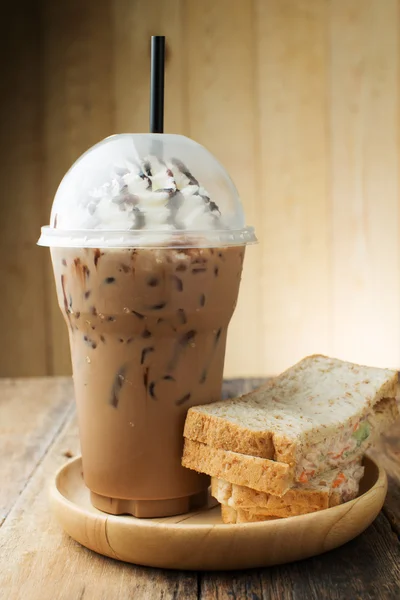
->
<box><xmin>166</xmin><ymin>190</ymin><xmax>184</xmax><ymax>229</ymax></box>
<box><xmin>110</xmin><ymin>366</ymin><xmax>127</xmax><ymax>408</ymax></box>
<box><xmin>146</xmin><ymin>374</ymin><xmax>176</xmax><ymax>401</ymax></box>
<box><xmin>86</xmin><ymin>154</ymin><xmax>221</xmax><ymax>232</ymax></box>
<box><xmin>179</xmin><ymin>328</ymin><xmax>196</xmax><ymax>345</ymax></box>
<box><xmin>143</xmin><ymin>160</ymin><xmax>152</xmax><ymax>178</ymax></box>
<box><xmin>175</xmin><ymin>393</ymin><xmax>191</xmax><ymax>406</ymax></box>
<box><xmin>94</xmin><ymin>249</ymin><xmax>101</xmax><ymax>267</ymax></box>
<box><xmin>149</xmin><ymin>302</ymin><xmax>167</xmax><ymax>310</ymax></box>
<box><xmin>132</xmin><ymin>310</ymin><xmax>145</xmax><ymax>319</ymax></box>
<box><xmin>167</xmin><ymin>330</ymin><xmax>196</xmax><ymax>372</ymax></box>
<box><xmin>192</xmin><ymin>267</ymin><xmax>207</xmax><ymax>274</ymax></box>
<box><xmin>171</xmin><ymin>275</ymin><xmax>183</xmax><ymax>292</ymax></box>
<box><xmin>83</xmin><ymin>335</ymin><xmax>97</xmax><ymax>349</ymax></box>
<box><xmin>141</xmin><ymin>346</ymin><xmax>154</xmax><ymax>365</ymax></box>
<box><xmin>171</xmin><ymin>158</ymin><xmax>221</xmax><ymax>219</ymax></box>
<box><xmin>147</xmin><ymin>277</ymin><xmax>159</xmax><ymax>287</ymax></box>
<box><xmin>177</xmin><ymin>309</ymin><xmax>187</xmax><ymax>325</ymax></box>
<box><xmin>60</xmin><ymin>275</ymin><xmax>72</xmax><ymax>330</ymax></box>
<box><xmin>143</xmin><ymin>367</ymin><xmax>149</xmax><ymax>388</ymax></box>
<box><xmin>199</xmin><ymin>328</ymin><xmax>223</xmax><ymax>384</ymax></box>
<box><xmin>171</xmin><ymin>158</ymin><xmax>199</xmax><ymax>186</ymax></box>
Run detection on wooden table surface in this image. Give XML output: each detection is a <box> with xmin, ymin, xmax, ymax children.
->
<box><xmin>0</xmin><ymin>378</ymin><xmax>399</xmax><ymax>600</ymax></box>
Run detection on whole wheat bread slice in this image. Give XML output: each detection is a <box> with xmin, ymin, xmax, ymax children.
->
<box><xmin>184</xmin><ymin>355</ymin><xmax>398</xmax><ymax>468</ymax></box>
<box><xmin>212</xmin><ymin>459</ymin><xmax>364</xmax><ymax>516</ymax></box>
<box><xmin>221</xmin><ymin>505</ymin><xmax>278</xmax><ymax>524</ymax></box>
<box><xmin>182</xmin><ymin>438</ymin><xmax>293</xmax><ymax>496</ymax></box>
<box><xmin>182</xmin><ymin>397</ymin><xmax>398</xmax><ymax>495</ymax></box>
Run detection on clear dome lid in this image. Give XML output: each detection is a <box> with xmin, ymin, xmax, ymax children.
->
<box><xmin>38</xmin><ymin>134</ymin><xmax>257</xmax><ymax>248</ymax></box>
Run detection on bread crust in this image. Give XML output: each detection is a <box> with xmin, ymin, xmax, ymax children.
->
<box><xmin>184</xmin><ymin>356</ymin><xmax>398</xmax><ymax>464</ymax></box>
<box><xmin>212</xmin><ymin>470</ymin><xmax>360</xmax><ymax>517</ymax></box>
<box><xmin>183</xmin><ymin>410</ymin><xmax>277</xmax><ymax>460</ymax></box>
<box><xmin>212</xmin><ymin>479</ymin><xmax>329</xmax><ymax>511</ymax></box>
<box><xmin>220</xmin><ymin>505</ymin><xmax>277</xmax><ymax>524</ymax></box>
<box><xmin>182</xmin><ymin>439</ymin><xmax>293</xmax><ymax>496</ymax></box>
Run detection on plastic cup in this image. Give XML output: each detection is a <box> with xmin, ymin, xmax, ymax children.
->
<box><xmin>39</xmin><ymin>134</ymin><xmax>256</xmax><ymax>517</ymax></box>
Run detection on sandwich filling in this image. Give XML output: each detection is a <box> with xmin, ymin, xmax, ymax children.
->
<box><xmin>300</xmin><ymin>460</ymin><xmax>365</xmax><ymax>502</ymax></box>
<box><xmin>296</xmin><ymin>400</ymin><xmax>387</xmax><ymax>482</ymax></box>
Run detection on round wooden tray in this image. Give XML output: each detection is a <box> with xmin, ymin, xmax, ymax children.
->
<box><xmin>50</xmin><ymin>456</ymin><xmax>387</xmax><ymax>571</ymax></box>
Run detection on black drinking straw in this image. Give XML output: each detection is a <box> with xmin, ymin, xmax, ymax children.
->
<box><xmin>150</xmin><ymin>36</ymin><xmax>165</xmax><ymax>134</ymax></box>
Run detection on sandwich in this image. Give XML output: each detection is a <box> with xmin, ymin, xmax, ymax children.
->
<box><xmin>181</xmin><ymin>355</ymin><xmax>399</xmax><ymax>523</ymax></box>
<box><xmin>211</xmin><ymin>459</ymin><xmax>364</xmax><ymax>518</ymax></box>
<box><xmin>183</xmin><ymin>395</ymin><xmax>397</xmax><ymax>496</ymax></box>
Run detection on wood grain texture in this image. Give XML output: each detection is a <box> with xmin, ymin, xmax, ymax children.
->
<box><xmin>255</xmin><ymin>0</ymin><xmax>331</xmax><ymax>374</ymax></box>
<box><xmin>0</xmin><ymin>3</ymin><xmax>48</xmax><ymax>376</ymax></box>
<box><xmin>0</xmin><ymin>412</ymin><xmax>199</xmax><ymax>600</ymax></box>
<box><xmin>199</xmin><ymin>513</ymin><xmax>400</xmax><ymax>599</ymax></box>
<box><xmin>183</xmin><ymin>0</ymin><xmax>264</xmax><ymax>376</ymax></box>
<box><xmin>330</xmin><ymin>0</ymin><xmax>400</xmax><ymax>370</ymax></box>
<box><xmin>1</xmin><ymin>0</ymin><xmax>400</xmax><ymax>378</ymax></box>
<box><xmin>112</xmin><ymin>0</ymin><xmax>185</xmax><ymax>135</ymax></box>
<box><xmin>0</xmin><ymin>378</ymin><xmax>73</xmax><ymax>526</ymax></box>
<box><xmin>0</xmin><ymin>377</ymin><xmax>399</xmax><ymax>599</ymax></box>
<box><xmin>50</xmin><ymin>455</ymin><xmax>388</xmax><ymax>570</ymax></box>
<box><xmin>370</xmin><ymin>419</ymin><xmax>400</xmax><ymax>535</ymax></box>
<box><xmin>41</xmin><ymin>0</ymin><xmax>115</xmax><ymax>375</ymax></box>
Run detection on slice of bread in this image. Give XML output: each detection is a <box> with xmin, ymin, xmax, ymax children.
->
<box><xmin>182</xmin><ymin>438</ymin><xmax>293</xmax><ymax>496</ymax></box>
<box><xmin>214</xmin><ymin>482</ymin><xmax>339</xmax><ymax>517</ymax></box>
<box><xmin>182</xmin><ymin>397</ymin><xmax>398</xmax><ymax>495</ymax></box>
<box><xmin>212</xmin><ymin>460</ymin><xmax>364</xmax><ymax>516</ymax></box>
<box><xmin>184</xmin><ymin>356</ymin><xmax>398</xmax><ymax>467</ymax></box>
<box><xmin>221</xmin><ymin>505</ymin><xmax>278</xmax><ymax>524</ymax></box>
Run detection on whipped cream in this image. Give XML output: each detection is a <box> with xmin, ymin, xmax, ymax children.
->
<box><xmin>54</xmin><ymin>156</ymin><xmax>222</xmax><ymax>232</ymax></box>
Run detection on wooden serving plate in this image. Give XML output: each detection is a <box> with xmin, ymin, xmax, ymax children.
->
<box><xmin>50</xmin><ymin>456</ymin><xmax>387</xmax><ymax>571</ymax></box>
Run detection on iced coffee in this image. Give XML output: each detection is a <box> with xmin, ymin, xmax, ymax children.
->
<box><xmin>39</xmin><ymin>134</ymin><xmax>256</xmax><ymax>517</ymax></box>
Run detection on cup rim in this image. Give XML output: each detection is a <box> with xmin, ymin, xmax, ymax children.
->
<box><xmin>37</xmin><ymin>225</ymin><xmax>257</xmax><ymax>249</ymax></box>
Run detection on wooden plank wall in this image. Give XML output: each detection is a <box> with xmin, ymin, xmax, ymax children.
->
<box><xmin>0</xmin><ymin>0</ymin><xmax>399</xmax><ymax>378</ymax></box>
